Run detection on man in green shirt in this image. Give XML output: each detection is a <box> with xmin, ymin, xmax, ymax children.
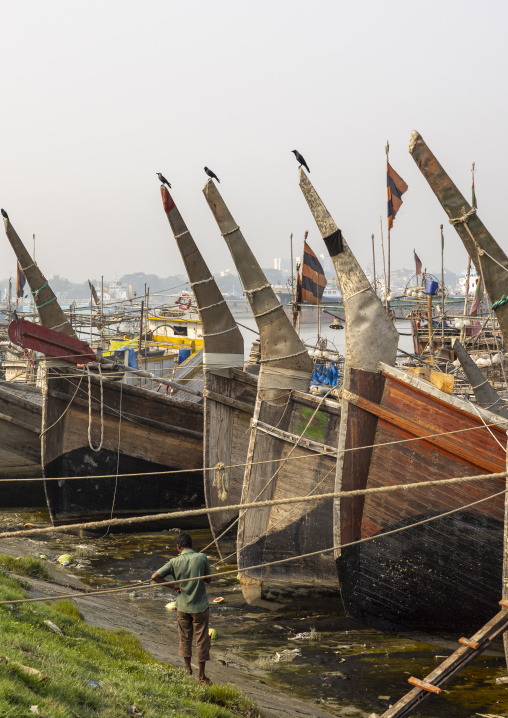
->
<box><xmin>151</xmin><ymin>532</ymin><xmax>213</xmax><ymax>683</ymax></box>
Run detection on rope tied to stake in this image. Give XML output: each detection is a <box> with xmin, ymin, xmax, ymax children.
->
<box><xmin>449</xmin><ymin>207</ymin><xmax>477</xmax><ymax>227</ymax></box>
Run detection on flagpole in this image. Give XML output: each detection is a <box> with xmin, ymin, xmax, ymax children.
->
<box><xmin>101</xmin><ymin>275</ymin><xmax>104</xmax><ymax>349</ymax></box>
<box><xmin>460</xmin><ymin>162</ymin><xmax>475</xmax><ymax>344</ymax></box>
<box><xmin>90</xmin><ymin>284</ymin><xmax>93</xmax><ymax>347</ymax></box>
<box><xmin>371</xmin><ymin>233</ymin><xmax>377</xmax><ymax>292</ymax></box>
<box><xmin>440</xmin><ymin>224</ymin><xmax>445</xmax><ymax>347</ymax></box>
<box><xmin>385</xmin><ymin>141</ymin><xmax>391</xmax><ymax>311</ymax></box>
<box><xmin>380</xmin><ymin>216</ymin><xmax>388</xmax><ymax>309</ymax></box>
<box><xmin>290</xmin><ymin>232</ymin><xmax>294</xmax><ymax>303</ymax></box>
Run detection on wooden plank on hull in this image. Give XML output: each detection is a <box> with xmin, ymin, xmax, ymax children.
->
<box><xmin>253</xmin><ymin>420</ymin><xmax>337</xmax><ymax>455</ymax></box>
<box><xmin>342</xmin><ymin>388</ymin><xmax>505</xmax><ymax>474</ymax></box>
<box><xmin>204</xmin><ymin>389</ymin><xmax>255</xmax><ymax>414</ymax></box>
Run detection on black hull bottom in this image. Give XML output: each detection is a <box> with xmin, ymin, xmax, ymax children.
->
<box><xmin>2</xmin><ymin>479</ymin><xmax>46</xmax><ymax>507</ymax></box>
<box><xmin>44</xmin><ymin>447</ymin><xmax>206</xmax><ymax>528</ymax></box>
<box><xmin>338</xmin><ymin>511</ymin><xmax>503</xmax><ymax>636</ymax></box>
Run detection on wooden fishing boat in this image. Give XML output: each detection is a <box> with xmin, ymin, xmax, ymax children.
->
<box><xmin>0</xmin><ymin>381</ymin><xmax>44</xmax><ymax>505</ymax></box>
<box><xmin>299</xmin><ymin>149</ymin><xmax>508</xmax><ymax>635</ymax></box>
<box><xmin>203</xmin><ymin>179</ymin><xmax>341</xmax><ymax>607</ymax></box>
<box><xmin>160</xmin><ymin>185</ymin><xmax>257</xmax><ymax>541</ymax></box>
<box><xmin>3</xmin><ymin>212</ymin><xmax>206</xmax><ymax>527</ymax></box>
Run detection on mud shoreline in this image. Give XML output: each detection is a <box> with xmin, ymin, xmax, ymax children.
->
<box><xmin>1</xmin><ymin>510</ymin><xmax>508</xmax><ymax>717</ymax></box>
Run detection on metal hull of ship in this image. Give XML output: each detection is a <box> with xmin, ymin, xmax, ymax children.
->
<box><xmin>43</xmin><ymin>368</ymin><xmax>206</xmax><ymax>527</ymax></box>
<box><xmin>337</xmin><ymin>364</ymin><xmax>506</xmax><ymax>635</ymax></box>
<box><xmin>239</xmin><ymin>390</ymin><xmax>341</xmax><ymax>606</ymax></box>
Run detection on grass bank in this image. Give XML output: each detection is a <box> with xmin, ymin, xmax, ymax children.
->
<box><xmin>0</xmin><ymin>556</ymin><xmax>260</xmax><ymax>718</ymax></box>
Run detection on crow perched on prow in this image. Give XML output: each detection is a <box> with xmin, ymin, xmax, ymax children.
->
<box><xmin>292</xmin><ymin>150</ymin><xmax>310</xmax><ymax>173</ymax></box>
<box><xmin>204</xmin><ymin>167</ymin><xmax>220</xmax><ymax>183</ymax></box>
<box><xmin>1</xmin><ymin>209</ymin><xmax>9</xmax><ymax>220</ymax></box>
<box><xmin>157</xmin><ymin>173</ymin><xmax>171</xmax><ymax>189</ymax></box>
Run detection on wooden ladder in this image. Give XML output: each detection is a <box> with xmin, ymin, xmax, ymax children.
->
<box><xmin>371</xmin><ymin>599</ymin><xmax>508</xmax><ymax>718</ymax></box>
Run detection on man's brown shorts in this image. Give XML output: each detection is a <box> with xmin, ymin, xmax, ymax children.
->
<box><xmin>177</xmin><ymin>608</ymin><xmax>210</xmax><ymax>662</ymax></box>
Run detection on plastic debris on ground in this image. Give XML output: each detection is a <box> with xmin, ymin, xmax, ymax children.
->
<box><xmin>57</xmin><ymin>553</ymin><xmax>74</xmax><ymax>565</ymax></box>
<box><xmin>288</xmin><ymin>632</ymin><xmax>312</xmax><ymax>641</ymax></box>
<box><xmin>274</xmin><ymin>648</ymin><xmax>301</xmax><ymax>663</ymax></box>
<box><xmin>44</xmin><ymin>620</ymin><xmax>64</xmax><ymax>636</ymax></box>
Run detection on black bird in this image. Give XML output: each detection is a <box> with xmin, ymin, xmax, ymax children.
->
<box><xmin>157</xmin><ymin>173</ymin><xmax>171</xmax><ymax>189</ymax></box>
<box><xmin>204</xmin><ymin>167</ymin><xmax>220</xmax><ymax>183</ymax></box>
<box><xmin>292</xmin><ymin>150</ymin><xmax>310</xmax><ymax>173</ymax></box>
<box><xmin>1</xmin><ymin>209</ymin><xmax>9</xmax><ymax>220</ymax></box>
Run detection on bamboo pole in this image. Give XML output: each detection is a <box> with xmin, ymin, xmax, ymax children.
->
<box><xmin>89</xmin><ymin>284</ymin><xmax>93</xmax><ymax>347</ymax></box>
<box><xmin>371</xmin><ymin>233</ymin><xmax>377</xmax><ymax>291</ymax></box>
<box><xmin>427</xmin><ymin>292</ymin><xmax>434</xmax><ymax>355</ymax></box>
<box><xmin>138</xmin><ymin>299</ymin><xmax>144</xmax><ymax>354</ymax></box>
<box><xmin>380</xmin><ymin>216</ymin><xmax>388</xmax><ymax>308</ymax></box>
<box><xmin>290</xmin><ymin>232</ymin><xmax>294</xmax><ymax>303</ymax></box>
<box><xmin>385</xmin><ymin>141</ymin><xmax>391</xmax><ymax>312</ymax></box>
<box><xmin>440</xmin><ymin>224</ymin><xmax>445</xmax><ymax>347</ymax></box>
<box><xmin>100</xmin><ymin>275</ymin><xmax>104</xmax><ymax>348</ymax></box>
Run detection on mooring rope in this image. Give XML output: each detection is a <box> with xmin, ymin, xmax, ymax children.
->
<box><xmin>87</xmin><ymin>364</ymin><xmax>104</xmax><ymax>452</ymax></box>
<box><xmin>1</xmin><ymin>484</ymin><xmax>506</xmax><ymax>606</ymax></box>
<box><xmin>0</xmin><ymin>469</ymin><xmax>507</xmax><ymax>542</ymax></box>
<box><xmin>204</xmin><ymin>388</ymin><xmax>336</xmax><ymax>555</ymax></box>
<box><xmin>39</xmin><ymin>372</ymin><xmax>85</xmax><ymax>438</ymax></box>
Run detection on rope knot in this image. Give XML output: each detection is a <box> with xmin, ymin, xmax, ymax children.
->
<box><xmin>449</xmin><ymin>207</ymin><xmax>477</xmax><ymax>226</ymax></box>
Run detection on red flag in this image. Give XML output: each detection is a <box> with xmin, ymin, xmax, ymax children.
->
<box><xmin>413</xmin><ymin>250</ymin><xmax>422</xmax><ymax>276</ymax></box>
<box><xmin>469</xmin><ymin>277</ymin><xmax>484</xmax><ymax>315</ymax></box>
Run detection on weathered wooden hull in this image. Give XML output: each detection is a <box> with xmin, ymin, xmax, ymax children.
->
<box><xmin>43</xmin><ymin>368</ymin><xmax>205</xmax><ymax>526</ymax></box>
<box><xmin>238</xmin><ymin>390</ymin><xmax>341</xmax><ymax>606</ymax></box>
<box><xmin>336</xmin><ymin>364</ymin><xmax>506</xmax><ymax>635</ymax></box>
<box><xmin>0</xmin><ymin>383</ymin><xmax>44</xmax><ymax>505</ymax></box>
<box><xmin>204</xmin><ymin>368</ymin><xmax>257</xmax><ymax>537</ymax></box>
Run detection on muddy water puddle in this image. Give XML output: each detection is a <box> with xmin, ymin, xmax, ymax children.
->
<box><xmin>2</xmin><ymin>508</ymin><xmax>508</xmax><ymax>717</ymax></box>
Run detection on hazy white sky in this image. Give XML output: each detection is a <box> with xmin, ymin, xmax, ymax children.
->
<box><xmin>0</xmin><ymin>0</ymin><xmax>507</xmax><ymax>283</ymax></box>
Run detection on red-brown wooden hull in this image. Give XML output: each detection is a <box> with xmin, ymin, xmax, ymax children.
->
<box><xmin>336</xmin><ymin>365</ymin><xmax>506</xmax><ymax>635</ymax></box>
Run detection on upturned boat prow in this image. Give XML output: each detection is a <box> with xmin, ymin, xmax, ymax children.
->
<box><xmin>298</xmin><ymin>143</ymin><xmax>508</xmax><ymax>636</ymax></box>
<box><xmin>3</xmin><ymin>209</ymin><xmax>206</xmax><ymax>527</ymax></box>
<box><xmin>203</xmin><ymin>178</ymin><xmax>340</xmax><ymax>608</ymax></box>
<box><xmin>160</xmin><ymin>184</ymin><xmax>257</xmax><ymax>544</ymax></box>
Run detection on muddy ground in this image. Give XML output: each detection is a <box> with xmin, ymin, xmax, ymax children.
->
<box><xmin>1</xmin><ymin>509</ymin><xmax>508</xmax><ymax>717</ymax></box>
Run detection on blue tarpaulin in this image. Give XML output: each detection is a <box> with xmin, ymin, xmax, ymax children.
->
<box><xmin>310</xmin><ymin>363</ymin><xmax>339</xmax><ymax>387</ymax></box>
<box><xmin>113</xmin><ymin>347</ymin><xmax>138</xmax><ymax>369</ymax></box>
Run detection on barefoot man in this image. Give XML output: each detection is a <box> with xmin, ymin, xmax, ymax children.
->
<box><xmin>151</xmin><ymin>532</ymin><xmax>213</xmax><ymax>683</ymax></box>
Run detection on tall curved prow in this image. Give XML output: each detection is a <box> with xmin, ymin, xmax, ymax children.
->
<box><xmin>298</xmin><ymin>167</ymin><xmax>398</xmax><ymax>590</ymax></box>
<box><xmin>3</xmin><ymin>213</ymin><xmax>75</xmax><ymax>338</ymax></box>
<box><xmin>160</xmin><ymin>185</ymin><xmax>257</xmax><ymax>542</ymax></box>
<box><xmin>409</xmin><ymin>131</ymin><xmax>508</xmax><ymax>345</ymax></box>
<box><xmin>203</xmin><ymin>180</ymin><xmax>313</xmax><ymax>391</ymax></box>
<box><xmin>203</xmin><ymin>179</ymin><xmax>340</xmax><ymax>608</ymax></box>
<box><xmin>410</xmin><ymin>132</ymin><xmax>508</xmax><ymax>650</ymax></box>
<box><xmin>299</xmin><ymin>167</ymin><xmax>507</xmax><ymax>636</ymax></box>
